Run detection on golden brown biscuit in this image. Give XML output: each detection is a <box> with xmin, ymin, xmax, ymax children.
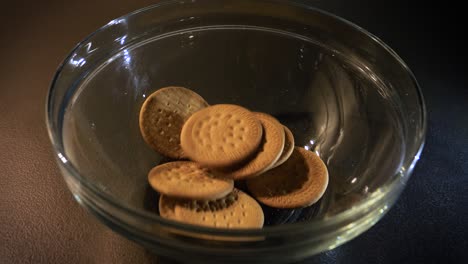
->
<box><xmin>246</xmin><ymin>147</ymin><xmax>328</xmax><ymax>208</ymax></box>
<box><xmin>167</xmin><ymin>189</ymin><xmax>264</xmax><ymax>229</ymax></box>
<box><xmin>220</xmin><ymin>112</ymin><xmax>285</xmax><ymax>180</ymax></box>
<box><xmin>139</xmin><ymin>86</ymin><xmax>208</xmax><ymax>159</ymax></box>
<box><xmin>180</xmin><ymin>104</ymin><xmax>263</xmax><ymax>168</ymax></box>
<box><xmin>148</xmin><ymin>161</ymin><xmax>233</xmax><ymax>200</ymax></box>
<box><xmin>271</xmin><ymin>125</ymin><xmax>295</xmax><ymax>168</ymax></box>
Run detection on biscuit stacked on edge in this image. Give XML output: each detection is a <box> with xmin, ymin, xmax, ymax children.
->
<box><xmin>140</xmin><ymin>86</ymin><xmax>329</xmax><ymax>229</ymax></box>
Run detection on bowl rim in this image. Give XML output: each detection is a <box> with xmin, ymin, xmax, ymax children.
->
<box><xmin>45</xmin><ymin>0</ymin><xmax>427</xmax><ymax>237</ymax></box>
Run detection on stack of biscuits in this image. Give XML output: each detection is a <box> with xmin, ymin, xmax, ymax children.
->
<box><xmin>140</xmin><ymin>87</ymin><xmax>328</xmax><ymax>229</ymax></box>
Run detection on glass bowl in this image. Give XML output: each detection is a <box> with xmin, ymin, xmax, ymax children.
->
<box><xmin>46</xmin><ymin>0</ymin><xmax>426</xmax><ymax>263</ymax></box>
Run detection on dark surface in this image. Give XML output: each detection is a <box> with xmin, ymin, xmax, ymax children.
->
<box><xmin>307</xmin><ymin>2</ymin><xmax>468</xmax><ymax>263</ymax></box>
<box><xmin>1</xmin><ymin>1</ymin><xmax>467</xmax><ymax>263</ymax></box>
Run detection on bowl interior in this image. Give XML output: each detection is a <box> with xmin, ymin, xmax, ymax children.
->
<box><xmin>62</xmin><ymin>25</ymin><xmax>405</xmax><ymax>225</ymax></box>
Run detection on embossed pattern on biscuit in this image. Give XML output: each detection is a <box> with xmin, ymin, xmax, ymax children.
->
<box><xmin>181</xmin><ymin>104</ymin><xmax>263</xmax><ymax>168</ymax></box>
<box><xmin>220</xmin><ymin>112</ymin><xmax>285</xmax><ymax>180</ymax></box>
<box><xmin>148</xmin><ymin>161</ymin><xmax>233</xmax><ymax>200</ymax></box>
<box><xmin>139</xmin><ymin>86</ymin><xmax>208</xmax><ymax>159</ymax></box>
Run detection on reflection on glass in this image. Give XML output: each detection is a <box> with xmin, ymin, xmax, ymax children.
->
<box><xmin>70</xmin><ymin>55</ymin><xmax>86</xmax><ymax>67</ymax></box>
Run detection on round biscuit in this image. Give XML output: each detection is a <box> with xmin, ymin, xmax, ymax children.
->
<box><xmin>246</xmin><ymin>147</ymin><xmax>329</xmax><ymax>208</ymax></box>
<box><xmin>158</xmin><ymin>195</ymin><xmax>177</xmax><ymax>219</ymax></box>
<box><xmin>271</xmin><ymin>125</ymin><xmax>295</xmax><ymax>168</ymax></box>
<box><xmin>180</xmin><ymin>104</ymin><xmax>263</xmax><ymax>168</ymax></box>
<box><xmin>139</xmin><ymin>86</ymin><xmax>209</xmax><ymax>159</ymax></box>
<box><xmin>148</xmin><ymin>161</ymin><xmax>233</xmax><ymax>200</ymax></box>
<box><xmin>171</xmin><ymin>189</ymin><xmax>264</xmax><ymax>229</ymax></box>
<box><xmin>221</xmin><ymin>112</ymin><xmax>285</xmax><ymax>180</ymax></box>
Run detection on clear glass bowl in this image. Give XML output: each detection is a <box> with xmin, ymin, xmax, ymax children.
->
<box><xmin>46</xmin><ymin>0</ymin><xmax>426</xmax><ymax>263</ymax></box>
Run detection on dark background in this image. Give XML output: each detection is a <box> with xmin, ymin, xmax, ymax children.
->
<box><xmin>1</xmin><ymin>0</ymin><xmax>466</xmax><ymax>263</ymax></box>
